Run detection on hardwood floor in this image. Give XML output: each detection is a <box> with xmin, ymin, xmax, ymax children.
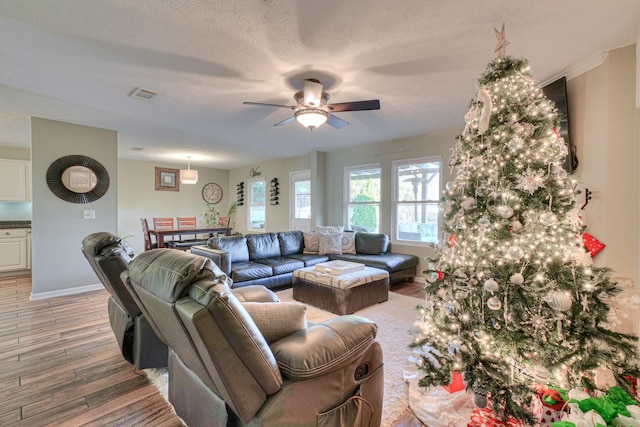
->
<box><xmin>0</xmin><ymin>274</ymin><xmax>425</xmax><ymax>426</ymax></box>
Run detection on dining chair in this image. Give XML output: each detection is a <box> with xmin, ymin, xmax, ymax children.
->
<box><xmin>218</xmin><ymin>216</ymin><xmax>230</xmax><ymax>228</ymax></box>
<box><xmin>177</xmin><ymin>217</ymin><xmax>198</xmax><ymax>241</ymax></box>
<box><xmin>153</xmin><ymin>217</ymin><xmax>176</xmax><ymax>245</ymax></box>
<box><xmin>140</xmin><ymin>218</ymin><xmax>157</xmax><ymax>251</ymax></box>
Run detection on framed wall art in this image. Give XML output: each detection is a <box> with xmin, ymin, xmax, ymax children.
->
<box><xmin>155</xmin><ymin>167</ymin><xmax>180</xmax><ymax>191</ymax></box>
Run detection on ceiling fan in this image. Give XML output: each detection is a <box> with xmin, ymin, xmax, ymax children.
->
<box><xmin>243</xmin><ymin>79</ymin><xmax>380</xmax><ymax>129</ymax></box>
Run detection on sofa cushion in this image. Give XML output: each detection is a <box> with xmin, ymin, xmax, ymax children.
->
<box><xmin>278</xmin><ymin>231</ymin><xmax>304</xmax><ymax>256</ymax></box>
<box><xmin>242</xmin><ymin>301</ymin><xmax>307</xmax><ymax>344</ymax></box>
<box><xmin>209</xmin><ymin>236</ymin><xmax>249</xmax><ymax>263</ymax></box>
<box><xmin>355</xmin><ymin>232</ymin><xmax>390</xmax><ymax>255</ymax></box>
<box><xmin>285</xmin><ymin>253</ymin><xmax>330</xmax><ymax>267</ymax></box>
<box><xmin>255</xmin><ymin>257</ymin><xmax>305</xmax><ymax>275</ymax></box>
<box><xmin>318</xmin><ymin>232</ymin><xmax>343</xmax><ymax>255</ymax></box>
<box><xmin>247</xmin><ymin>233</ymin><xmax>281</xmax><ymax>260</ymax></box>
<box><xmin>341</xmin><ymin>231</ymin><xmax>357</xmax><ymax>254</ymax></box>
<box><xmin>303</xmin><ymin>231</ymin><xmax>319</xmax><ymax>254</ymax></box>
<box><xmin>232</xmin><ymin>261</ymin><xmax>274</xmax><ymax>282</ymax></box>
<box><xmin>330</xmin><ymin>253</ymin><xmax>418</xmax><ymax>272</ymax></box>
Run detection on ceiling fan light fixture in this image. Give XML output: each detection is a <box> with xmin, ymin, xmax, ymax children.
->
<box><xmin>295</xmin><ymin>109</ymin><xmax>328</xmax><ymax>129</ymax></box>
<box><xmin>180</xmin><ymin>157</ymin><xmax>198</xmax><ymax>184</ymax></box>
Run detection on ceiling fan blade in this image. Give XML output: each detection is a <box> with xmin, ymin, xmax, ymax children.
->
<box><xmin>327</xmin><ymin>114</ymin><xmax>349</xmax><ymax>129</ymax></box>
<box><xmin>243</xmin><ymin>101</ymin><xmax>296</xmax><ymax>110</ymax></box>
<box><xmin>303</xmin><ymin>79</ymin><xmax>324</xmax><ymax>107</ymax></box>
<box><xmin>327</xmin><ymin>99</ymin><xmax>380</xmax><ymax>112</ymax></box>
<box><xmin>273</xmin><ymin>116</ymin><xmax>296</xmax><ymax>127</ymax></box>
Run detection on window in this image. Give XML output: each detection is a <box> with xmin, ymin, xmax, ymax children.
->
<box><xmin>294</xmin><ymin>179</ymin><xmax>311</xmax><ymax>219</ymax></box>
<box><xmin>344</xmin><ymin>164</ymin><xmax>381</xmax><ymax>233</ymax></box>
<box><xmin>393</xmin><ymin>157</ymin><xmax>441</xmax><ymax>244</ymax></box>
<box><xmin>248</xmin><ymin>178</ymin><xmax>266</xmax><ymax>231</ymax></box>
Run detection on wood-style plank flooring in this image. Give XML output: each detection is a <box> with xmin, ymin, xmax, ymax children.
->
<box><xmin>0</xmin><ymin>274</ymin><xmax>426</xmax><ymax>426</ymax></box>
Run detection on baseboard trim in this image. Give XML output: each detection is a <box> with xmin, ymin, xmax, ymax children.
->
<box><xmin>30</xmin><ymin>283</ymin><xmax>104</xmax><ymax>300</ymax></box>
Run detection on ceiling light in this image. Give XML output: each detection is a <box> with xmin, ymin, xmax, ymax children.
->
<box><xmin>180</xmin><ymin>157</ymin><xmax>198</xmax><ymax>184</ymax></box>
<box><xmin>295</xmin><ymin>109</ymin><xmax>328</xmax><ymax>129</ymax></box>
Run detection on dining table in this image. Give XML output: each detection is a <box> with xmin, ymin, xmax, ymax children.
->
<box><xmin>148</xmin><ymin>226</ymin><xmax>232</xmax><ymax>248</ymax></box>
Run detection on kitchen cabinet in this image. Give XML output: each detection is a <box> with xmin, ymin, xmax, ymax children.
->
<box><xmin>0</xmin><ymin>159</ymin><xmax>31</xmax><ymax>202</ymax></box>
<box><xmin>0</xmin><ymin>228</ymin><xmax>28</xmax><ymax>272</ymax></box>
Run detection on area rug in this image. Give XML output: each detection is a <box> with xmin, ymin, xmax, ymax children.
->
<box><xmin>146</xmin><ymin>289</ymin><xmax>423</xmax><ymax>426</ymax></box>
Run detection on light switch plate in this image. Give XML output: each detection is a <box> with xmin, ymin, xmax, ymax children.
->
<box><xmin>83</xmin><ymin>210</ymin><xmax>96</xmax><ymax>219</ymax></box>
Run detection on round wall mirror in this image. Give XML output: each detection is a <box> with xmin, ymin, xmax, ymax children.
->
<box><xmin>46</xmin><ymin>155</ymin><xmax>109</xmax><ymax>204</ymax></box>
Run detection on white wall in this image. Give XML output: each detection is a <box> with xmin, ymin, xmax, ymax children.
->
<box><xmin>229</xmin><ymin>155</ymin><xmax>310</xmax><ymax>234</ymax></box>
<box><xmin>31</xmin><ymin>118</ymin><xmax>118</xmax><ymax>298</ymax></box>
<box><xmin>118</xmin><ymin>159</ymin><xmax>229</xmax><ymax>254</ymax></box>
<box><xmin>569</xmin><ymin>44</ymin><xmax>638</xmax><ymax>283</ymax></box>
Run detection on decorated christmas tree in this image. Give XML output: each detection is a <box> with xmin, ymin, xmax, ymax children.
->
<box><xmin>410</xmin><ymin>27</ymin><xmax>639</xmax><ymax>423</ymax></box>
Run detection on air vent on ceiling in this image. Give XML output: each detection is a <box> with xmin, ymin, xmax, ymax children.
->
<box><xmin>129</xmin><ymin>87</ymin><xmax>159</xmax><ymax>102</ymax></box>
<box><xmin>128</xmin><ymin>146</ymin><xmax>144</xmax><ymax>151</ymax></box>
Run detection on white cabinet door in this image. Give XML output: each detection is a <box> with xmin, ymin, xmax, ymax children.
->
<box><xmin>0</xmin><ymin>159</ymin><xmax>29</xmax><ymax>202</ymax></box>
<box><xmin>0</xmin><ymin>232</ymin><xmax>28</xmax><ymax>272</ymax></box>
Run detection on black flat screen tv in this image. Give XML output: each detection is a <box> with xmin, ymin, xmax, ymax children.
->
<box><xmin>542</xmin><ymin>77</ymin><xmax>578</xmax><ymax>174</ymax></box>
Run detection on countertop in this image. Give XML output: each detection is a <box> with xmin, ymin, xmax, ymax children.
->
<box><xmin>0</xmin><ymin>220</ymin><xmax>31</xmax><ymax>229</ymax></box>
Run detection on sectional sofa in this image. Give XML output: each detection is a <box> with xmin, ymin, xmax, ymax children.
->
<box><xmin>190</xmin><ymin>230</ymin><xmax>419</xmax><ymax>290</ymax></box>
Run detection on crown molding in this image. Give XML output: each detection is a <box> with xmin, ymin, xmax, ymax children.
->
<box><xmin>539</xmin><ymin>51</ymin><xmax>610</xmax><ymax>87</ymax></box>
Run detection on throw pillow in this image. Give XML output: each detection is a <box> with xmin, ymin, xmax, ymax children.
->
<box><xmin>316</xmin><ymin>225</ymin><xmax>344</xmax><ymax>233</ymax></box>
<box><xmin>242</xmin><ymin>301</ymin><xmax>307</xmax><ymax>344</ymax></box>
<box><xmin>303</xmin><ymin>231</ymin><xmax>319</xmax><ymax>254</ymax></box>
<box><xmin>341</xmin><ymin>231</ymin><xmax>357</xmax><ymax>254</ymax></box>
<box><xmin>318</xmin><ymin>232</ymin><xmax>343</xmax><ymax>255</ymax></box>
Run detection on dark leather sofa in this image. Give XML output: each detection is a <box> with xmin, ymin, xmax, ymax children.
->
<box><xmin>190</xmin><ymin>231</ymin><xmax>419</xmax><ymax>290</ymax></box>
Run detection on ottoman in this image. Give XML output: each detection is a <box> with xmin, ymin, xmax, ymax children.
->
<box><xmin>292</xmin><ymin>265</ymin><xmax>389</xmax><ymax>315</ymax></box>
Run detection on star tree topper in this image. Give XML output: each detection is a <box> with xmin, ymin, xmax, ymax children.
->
<box><xmin>494</xmin><ymin>23</ymin><xmax>510</xmax><ymax>57</ymax></box>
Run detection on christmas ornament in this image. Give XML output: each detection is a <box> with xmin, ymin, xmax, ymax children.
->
<box><xmin>539</xmin><ymin>212</ymin><xmax>558</xmax><ymax>226</ymax></box>
<box><xmin>445</xmin><ymin>300</ymin><xmax>460</xmax><ymax>315</ymax></box>
<box><xmin>583</xmin><ymin>232</ymin><xmax>605</xmax><ymax>256</ymax></box>
<box><xmin>487</xmin><ymin>296</ymin><xmax>502</xmax><ymax>311</ymax></box>
<box><xmin>493</xmin><ymin>205</ymin><xmax>514</xmax><ymax>219</ymax></box>
<box><xmin>543</xmin><ymin>290</ymin><xmax>572</xmax><ymax>312</ymax></box>
<box><xmin>448</xmin><ymin>338</ymin><xmax>462</xmax><ymax>356</ymax></box>
<box><xmin>483</xmin><ymin>278</ymin><xmax>499</xmax><ymax>293</ymax></box>
<box><xmin>474</xmin><ymin>387</ymin><xmax>488</xmax><ymax>408</ymax></box>
<box><xmin>478</xmin><ymin>216</ymin><xmax>491</xmax><ymax>227</ymax></box>
<box><xmin>531</xmin><ymin>365</ymin><xmax>549</xmax><ymax>383</ymax></box>
<box><xmin>517</xmin><ymin>168</ymin><xmax>546</xmax><ymax>195</ymax></box>
<box><xmin>510</xmin><ymin>273</ymin><xmax>524</xmax><ymax>285</ymax></box>
<box><xmin>510</xmin><ymin>220</ymin><xmax>523</xmax><ymax>232</ymax></box>
<box><xmin>460</xmin><ymin>197</ymin><xmax>476</xmax><ymax>210</ymax></box>
<box><xmin>506</xmin><ymin>246</ymin><xmax>524</xmax><ymax>260</ymax></box>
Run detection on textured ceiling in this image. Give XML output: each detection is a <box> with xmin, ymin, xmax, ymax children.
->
<box><xmin>0</xmin><ymin>0</ymin><xmax>638</xmax><ymax>169</ymax></box>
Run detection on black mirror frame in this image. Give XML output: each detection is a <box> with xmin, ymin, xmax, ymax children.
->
<box><xmin>46</xmin><ymin>155</ymin><xmax>110</xmax><ymax>204</ymax></box>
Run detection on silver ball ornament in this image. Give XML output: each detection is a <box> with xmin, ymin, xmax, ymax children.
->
<box><xmin>483</xmin><ymin>278</ymin><xmax>499</xmax><ymax>293</ymax></box>
<box><xmin>510</xmin><ymin>273</ymin><xmax>525</xmax><ymax>285</ymax></box>
<box><xmin>487</xmin><ymin>296</ymin><xmax>502</xmax><ymax>311</ymax></box>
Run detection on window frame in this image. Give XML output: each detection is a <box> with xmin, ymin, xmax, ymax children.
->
<box><xmin>391</xmin><ymin>156</ymin><xmax>442</xmax><ymax>247</ymax></box>
<box><xmin>343</xmin><ymin>163</ymin><xmax>381</xmax><ymax>233</ymax></box>
<box><xmin>247</xmin><ymin>177</ymin><xmax>266</xmax><ymax>232</ymax></box>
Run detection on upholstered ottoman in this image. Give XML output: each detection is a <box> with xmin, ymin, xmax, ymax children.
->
<box><xmin>292</xmin><ymin>264</ymin><xmax>389</xmax><ymax>315</ymax></box>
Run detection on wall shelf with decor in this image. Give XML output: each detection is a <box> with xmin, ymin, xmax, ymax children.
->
<box><xmin>269</xmin><ymin>178</ymin><xmax>279</xmax><ymax>206</ymax></box>
<box><xmin>236</xmin><ymin>182</ymin><xmax>244</xmax><ymax>206</ymax></box>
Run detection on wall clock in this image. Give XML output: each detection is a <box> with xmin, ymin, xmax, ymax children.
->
<box><xmin>202</xmin><ymin>182</ymin><xmax>223</xmax><ymax>204</ymax></box>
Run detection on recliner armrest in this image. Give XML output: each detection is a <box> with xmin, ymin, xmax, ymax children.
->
<box><xmin>232</xmin><ymin>285</ymin><xmax>280</xmax><ymax>303</ymax></box>
<box><xmin>270</xmin><ymin>315</ymin><xmax>377</xmax><ymax>381</ymax></box>
<box><xmin>190</xmin><ymin>245</ymin><xmax>231</xmax><ymax>274</ymax></box>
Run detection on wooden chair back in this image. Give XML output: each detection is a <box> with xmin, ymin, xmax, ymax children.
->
<box><xmin>218</xmin><ymin>216</ymin><xmax>230</xmax><ymax>228</ymax></box>
<box><xmin>140</xmin><ymin>218</ymin><xmax>154</xmax><ymax>251</ymax></box>
<box><xmin>153</xmin><ymin>217</ymin><xmax>174</xmax><ymax>230</ymax></box>
<box><xmin>177</xmin><ymin>217</ymin><xmax>197</xmax><ymax>229</ymax></box>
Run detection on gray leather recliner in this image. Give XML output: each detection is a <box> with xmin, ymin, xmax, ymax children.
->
<box><xmin>122</xmin><ymin>248</ymin><xmax>384</xmax><ymax>427</ymax></box>
<box><xmin>81</xmin><ymin>232</ymin><xmax>168</xmax><ymax>369</ymax></box>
